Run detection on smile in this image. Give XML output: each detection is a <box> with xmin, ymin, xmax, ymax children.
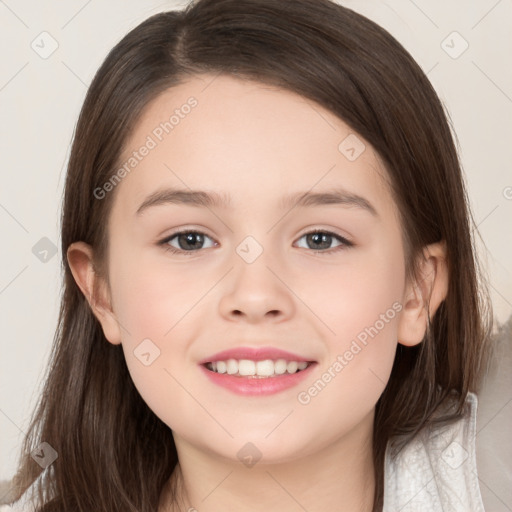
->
<box><xmin>200</xmin><ymin>359</ymin><xmax>317</xmax><ymax>396</ymax></box>
<box><xmin>204</xmin><ymin>358</ymin><xmax>311</xmax><ymax>377</ymax></box>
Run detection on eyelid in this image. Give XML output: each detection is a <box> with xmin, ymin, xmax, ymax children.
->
<box><xmin>295</xmin><ymin>225</ymin><xmax>353</xmax><ymax>243</ymax></box>
<box><xmin>158</xmin><ymin>225</ymin><xmax>216</xmax><ymax>242</ymax></box>
<box><xmin>162</xmin><ymin>229</ymin><xmax>216</xmax><ymax>241</ymax></box>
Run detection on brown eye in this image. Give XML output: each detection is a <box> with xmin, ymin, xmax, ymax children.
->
<box><xmin>161</xmin><ymin>230</ymin><xmax>216</xmax><ymax>253</ymax></box>
<box><xmin>295</xmin><ymin>231</ymin><xmax>353</xmax><ymax>252</ymax></box>
<box><xmin>175</xmin><ymin>232</ymin><xmax>205</xmax><ymax>250</ymax></box>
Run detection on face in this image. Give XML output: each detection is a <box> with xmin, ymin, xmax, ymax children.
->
<box><xmin>93</xmin><ymin>74</ymin><xmax>410</xmax><ymax>464</ymax></box>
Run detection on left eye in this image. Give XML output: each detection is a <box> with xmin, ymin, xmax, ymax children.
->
<box><xmin>295</xmin><ymin>231</ymin><xmax>351</xmax><ymax>251</ymax></box>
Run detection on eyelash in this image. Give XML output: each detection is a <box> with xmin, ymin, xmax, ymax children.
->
<box><xmin>158</xmin><ymin>228</ymin><xmax>354</xmax><ymax>256</ymax></box>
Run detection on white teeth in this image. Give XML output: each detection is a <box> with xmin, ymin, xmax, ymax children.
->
<box><xmin>287</xmin><ymin>361</ymin><xmax>298</xmax><ymax>374</ymax></box>
<box><xmin>206</xmin><ymin>358</ymin><xmax>311</xmax><ymax>377</ymax></box>
<box><xmin>274</xmin><ymin>359</ymin><xmax>287</xmax><ymax>374</ymax></box>
<box><xmin>256</xmin><ymin>360</ymin><xmax>274</xmax><ymax>376</ymax></box>
<box><xmin>238</xmin><ymin>360</ymin><xmax>256</xmax><ymax>376</ymax></box>
<box><xmin>226</xmin><ymin>359</ymin><xmax>238</xmax><ymax>375</ymax></box>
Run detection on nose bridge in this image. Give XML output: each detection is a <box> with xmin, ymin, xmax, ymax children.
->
<box><xmin>218</xmin><ymin>234</ymin><xmax>294</xmax><ymax>322</ymax></box>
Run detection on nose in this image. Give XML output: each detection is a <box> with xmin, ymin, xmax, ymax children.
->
<box><xmin>218</xmin><ymin>252</ymin><xmax>296</xmax><ymax>324</ymax></box>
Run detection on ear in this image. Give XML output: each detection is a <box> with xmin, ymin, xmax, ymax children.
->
<box><xmin>66</xmin><ymin>241</ymin><xmax>122</xmax><ymax>345</ymax></box>
<box><xmin>397</xmin><ymin>241</ymin><xmax>449</xmax><ymax>347</ymax></box>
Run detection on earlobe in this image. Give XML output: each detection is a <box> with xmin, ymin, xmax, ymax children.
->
<box><xmin>66</xmin><ymin>242</ymin><xmax>122</xmax><ymax>345</ymax></box>
<box><xmin>397</xmin><ymin>241</ymin><xmax>449</xmax><ymax>347</ymax></box>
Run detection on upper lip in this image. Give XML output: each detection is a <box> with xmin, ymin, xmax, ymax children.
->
<box><xmin>198</xmin><ymin>346</ymin><xmax>316</xmax><ymax>365</ymax></box>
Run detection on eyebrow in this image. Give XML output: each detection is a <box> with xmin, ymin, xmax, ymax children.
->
<box><xmin>135</xmin><ymin>187</ymin><xmax>378</xmax><ymax>217</ymax></box>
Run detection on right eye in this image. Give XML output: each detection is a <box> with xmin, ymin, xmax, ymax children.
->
<box><xmin>159</xmin><ymin>230</ymin><xmax>217</xmax><ymax>254</ymax></box>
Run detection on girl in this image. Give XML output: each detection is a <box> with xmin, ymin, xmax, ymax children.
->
<box><xmin>3</xmin><ymin>0</ymin><xmax>493</xmax><ymax>510</ymax></box>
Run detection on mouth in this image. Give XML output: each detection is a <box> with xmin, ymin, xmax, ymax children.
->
<box><xmin>198</xmin><ymin>347</ymin><xmax>318</xmax><ymax>396</ymax></box>
<box><xmin>202</xmin><ymin>358</ymin><xmax>314</xmax><ymax>378</ymax></box>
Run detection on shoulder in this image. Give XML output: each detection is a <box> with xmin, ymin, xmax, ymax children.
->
<box><xmin>0</xmin><ymin>496</ymin><xmax>36</xmax><ymax>512</ymax></box>
<box><xmin>0</xmin><ymin>477</ymin><xmax>38</xmax><ymax>512</ymax></box>
<box><xmin>474</xmin><ymin>330</ymin><xmax>512</xmax><ymax>511</ymax></box>
<box><xmin>0</xmin><ymin>504</ymin><xmax>30</xmax><ymax>512</ymax></box>
<box><xmin>383</xmin><ymin>392</ymin><xmax>485</xmax><ymax>512</ymax></box>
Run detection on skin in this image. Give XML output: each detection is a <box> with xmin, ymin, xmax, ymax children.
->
<box><xmin>68</xmin><ymin>74</ymin><xmax>448</xmax><ymax>512</ymax></box>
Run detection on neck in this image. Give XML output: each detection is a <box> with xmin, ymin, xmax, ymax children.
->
<box><xmin>160</xmin><ymin>411</ymin><xmax>376</xmax><ymax>512</ymax></box>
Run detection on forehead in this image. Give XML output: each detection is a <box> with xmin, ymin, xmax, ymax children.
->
<box><xmin>111</xmin><ymin>73</ymin><xmax>395</xmax><ymax>220</ymax></box>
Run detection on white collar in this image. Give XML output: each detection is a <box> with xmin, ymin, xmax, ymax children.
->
<box><xmin>383</xmin><ymin>392</ymin><xmax>485</xmax><ymax>511</ymax></box>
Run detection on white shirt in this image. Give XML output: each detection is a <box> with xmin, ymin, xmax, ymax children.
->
<box><xmin>0</xmin><ymin>393</ymin><xmax>486</xmax><ymax>512</ymax></box>
<box><xmin>384</xmin><ymin>392</ymin><xmax>485</xmax><ymax>511</ymax></box>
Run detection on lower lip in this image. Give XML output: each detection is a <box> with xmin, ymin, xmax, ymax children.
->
<box><xmin>199</xmin><ymin>363</ymin><xmax>317</xmax><ymax>396</ymax></box>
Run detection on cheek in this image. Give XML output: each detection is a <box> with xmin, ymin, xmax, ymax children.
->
<box><xmin>110</xmin><ymin>252</ymin><xmax>208</xmax><ymax>339</ymax></box>
<box><xmin>293</xmin><ymin>241</ymin><xmax>405</xmax><ymax>405</ymax></box>
<box><xmin>296</xmin><ymin>240</ymin><xmax>405</xmax><ymax>343</ymax></box>
<box><xmin>107</xmin><ymin>253</ymin><xmax>216</xmax><ymax>429</ymax></box>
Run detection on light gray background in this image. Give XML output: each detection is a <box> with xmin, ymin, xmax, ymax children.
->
<box><xmin>1</xmin><ymin>0</ymin><xmax>511</xmax><ymax>509</ymax></box>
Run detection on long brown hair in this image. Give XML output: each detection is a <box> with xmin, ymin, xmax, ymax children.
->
<box><xmin>9</xmin><ymin>0</ymin><xmax>493</xmax><ymax>510</ymax></box>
